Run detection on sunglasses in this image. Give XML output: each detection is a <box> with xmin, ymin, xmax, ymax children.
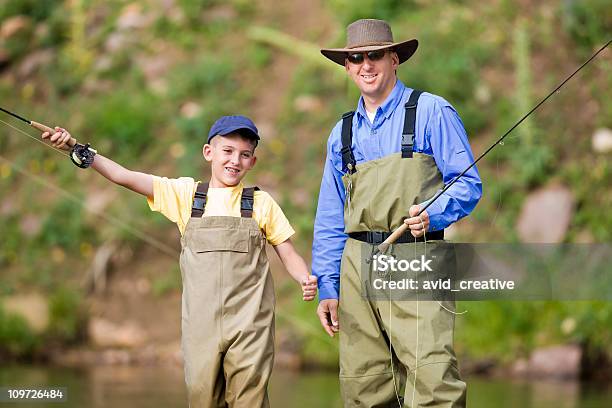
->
<box><xmin>346</xmin><ymin>49</ymin><xmax>388</xmax><ymax>65</ymax></box>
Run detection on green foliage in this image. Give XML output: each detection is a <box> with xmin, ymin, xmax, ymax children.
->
<box><xmin>0</xmin><ymin>0</ymin><xmax>63</xmax><ymax>21</ymax></box>
<box><xmin>39</xmin><ymin>199</ymin><xmax>93</xmax><ymax>251</ymax></box>
<box><xmin>562</xmin><ymin>0</ymin><xmax>612</xmax><ymax>53</ymax></box>
<box><xmin>48</xmin><ymin>287</ymin><xmax>85</xmax><ymax>343</ymax></box>
<box><xmin>151</xmin><ymin>272</ymin><xmax>181</xmax><ymax>297</ymax></box>
<box><xmin>327</xmin><ymin>0</ymin><xmax>417</xmax><ymax>26</ymax></box>
<box><xmin>81</xmin><ymin>90</ymin><xmax>163</xmax><ymax>157</ymax></box>
<box><xmin>0</xmin><ymin>304</ymin><xmax>39</xmax><ymax>357</ymax></box>
<box><xmin>457</xmin><ymin>301</ymin><xmax>612</xmax><ymax>359</ymax></box>
<box><xmin>398</xmin><ymin>7</ymin><xmax>493</xmax><ymax>134</ymax></box>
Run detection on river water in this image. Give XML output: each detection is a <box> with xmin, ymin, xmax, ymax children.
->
<box><xmin>0</xmin><ymin>364</ymin><xmax>610</xmax><ymax>407</ymax></box>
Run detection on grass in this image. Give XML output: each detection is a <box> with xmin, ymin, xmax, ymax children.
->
<box><xmin>0</xmin><ymin>0</ymin><xmax>609</xmax><ymax>364</ymax></box>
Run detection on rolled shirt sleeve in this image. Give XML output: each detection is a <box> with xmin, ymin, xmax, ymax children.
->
<box><xmin>312</xmin><ymin>126</ymin><xmax>347</xmax><ymax>301</ymax></box>
<box><xmin>423</xmin><ymin>103</ymin><xmax>482</xmax><ymax>231</ymax></box>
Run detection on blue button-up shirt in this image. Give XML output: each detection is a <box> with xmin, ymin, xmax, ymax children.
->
<box><xmin>312</xmin><ymin>80</ymin><xmax>482</xmax><ymax>301</ymax></box>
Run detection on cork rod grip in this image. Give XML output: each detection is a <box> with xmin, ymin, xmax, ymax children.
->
<box><xmin>31</xmin><ymin>121</ymin><xmax>76</xmax><ymax>147</ymax></box>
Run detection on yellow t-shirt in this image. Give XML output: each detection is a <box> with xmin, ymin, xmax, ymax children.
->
<box><xmin>147</xmin><ymin>176</ymin><xmax>295</xmax><ymax>245</ymax></box>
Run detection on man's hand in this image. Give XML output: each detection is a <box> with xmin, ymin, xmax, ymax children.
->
<box><xmin>404</xmin><ymin>204</ymin><xmax>430</xmax><ymax>237</ymax></box>
<box><xmin>301</xmin><ymin>275</ymin><xmax>317</xmax><ymax>301</ymax></box>
<box><xmin>41</xmin><ymin>126</ymin><xmax>74</xmax><ymax>151</ymax></box>
<box><xmin>317</xmin><ymin>299</ymin><xmax>339</xmax><ymax>337</ymax></box>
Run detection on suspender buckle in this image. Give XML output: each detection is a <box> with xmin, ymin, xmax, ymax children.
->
<box><xmin>401</xmin><ymin>133</ymin><xmax>414</xmax><ymax>144</ymax></box>
<box><xmin>193</xmin><ymin>197</ymin><xmax>206</xmax><ymax>211</ymax></box>
<box><xmin>241</xmin><ymin>199</ymin><xmax>254</xmax><ymax>211</ymax></box>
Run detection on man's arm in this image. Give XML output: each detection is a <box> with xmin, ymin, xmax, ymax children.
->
<box><xmin>312</xmin><ymin>129</ymin><xmax>347</xmax><ymax>336</ymax></box>
<box><xmin>423</xmin><ymin>103</ymin><xmax>483</xmax><ymax>231</ymax></box>
<box><xmin>273</xmin><ymin>239</ymin><xmax>317</xmax><ymax>301</ymax></box>
<box><xmin>42</xmin><ymin>127</ymin><xmax>154</xmax><ymax>199</ymax></box>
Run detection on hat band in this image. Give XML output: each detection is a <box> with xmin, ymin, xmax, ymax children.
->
<box><xmin>346</xmin><ymin>41</ymin><xmax>394</xmax><ymax>49</ymax></box>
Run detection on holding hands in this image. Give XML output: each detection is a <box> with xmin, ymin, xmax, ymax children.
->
<box><xmin>301</xmin><ymin>275</ymin><xmax>317</xmax><ymax>301</ymax></box>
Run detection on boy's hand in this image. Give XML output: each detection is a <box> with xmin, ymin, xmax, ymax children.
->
<box><xmin>317</xmin><ymin>299</ymin><xmax>339</xmax><ymax>337</ymax></box>
<box><xmin>41</xmin><ymin>126</ymin><xmax>75</xmax><ymax>151</ymax></box>
<box><xmin>301</xmin><ymin>275</ymin><xmax>317</xmax><ymax>301</ymax></box>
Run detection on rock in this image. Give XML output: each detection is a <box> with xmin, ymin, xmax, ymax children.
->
<box><xmin>201</xmin><ymin>5</ymin><xmax>238</xmax><ymax>23</ymax></box>
<box><xmin>0</xmin><ymin>198</ymin><xmax>16</xmax><ymax>215</ymax></box>
<box><xmin>88</xmin><ymin>318</ymin><xmax>147</xmax><ymax>348</ymax></box>
<box><xmin>2</xmin><ymin>293</ymin><xmax>49</xmax><ymax>334</ymax></box>
<box><xmin>527</xmin><ymin>344</ymin><xmax>582</xmax><ymax>379</ymax></box>
<box><xmin>104</xmin><ymin>32</ymin><xmax>131</xmax><ymax>53</ymax></box>
<box><xmin>294</xmin><ymin>95</ymin><xmax>323</xmax><ymax>113</ymax></box>
<box><xmin>516</xmin><ymin>184</ymin><xmax>574</xmax><ymax>243</ymax></box>
<box><xmin>99</xmin><ymin>349</ymin><xmax>132</xmax><ymax>365</ymax></box>
<box><xmin>16</xmin><ymin>49</ymin><xmax>54</xmax><ymax>79</ymax></box>
<box><xmin>117</xmin><ymin>3</ymin><xmax>153</xmax><ymax>30</ymax></box>
<box><xmin>274</xmin><ymin>350</ymin><xmax>302</xmax><ymax>371</ymax></box>
<box><xmin>169</xmin><ymin>142</ymin><xmax>185</xmax><ymax>159</ymax></box>
<box><xmin>84</xmin><ymin>242</ymin><xmax>118</xmax><ymax>294</ymax></box>
<box><xmin>290</xmin><ymin>188</ymin><xmax>309</xmax><ymax>207</ymax></box>
<box><xmin>180</xmin><ymin>101</ymin><xmax>202</xmax><ymax>119</ymax></box>
<box><xmin>592</xmin><ymin>128</ymin><xmax>612</xmax><ymax>154</ymax></box>
<box><xmin>511</xmin><ymin>358</ymin><xmax>529</xmax><ymax>376</ymax></box>
<box><xmin>0</xmin><ymin>48</ymin><xmax>10</xmax><ymax>69</ymax></box>
<box><xmin>253</xmin><ymin>120</ymin><xmax>276</xmax><ymax>140</ymax></box>
<box><xmin>135</xmin><ymin>51</ymin><xmax>176</xmax><ymax>83</ymax></box>
<box><xmin>0</xmin><ymin>16</ymin><xmax>32</xmax><ymax>40</ymax></box>
<box><xmin>85</xmin><ymin>188</ymin><xmax>117</xmax><ymax>214</ymax></box>
<box><xmin>19</xmin><ymin>214</ymin><xmax>42</xmax><ymax>237</ymax></box>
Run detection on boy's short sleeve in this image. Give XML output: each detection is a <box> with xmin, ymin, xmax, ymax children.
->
<box><xmin>257</xmin><ymin>191</ymin><xmax>295</xmax><ymax>246</ymax></box>
<box><xmin>147</xmin><ymin>176</ymin><xmax>197</xmax><ymax>234</ymax></box>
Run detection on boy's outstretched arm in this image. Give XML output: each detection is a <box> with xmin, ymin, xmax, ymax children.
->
<box><xmin>273</xmin><ymin>238</ymin><xmax>317</xmax><ymax>301</ymax></box>
<box><xmin>42</xmin><ymin>127</ymin><xmax>153</xmax><ymax>199</ymax></box>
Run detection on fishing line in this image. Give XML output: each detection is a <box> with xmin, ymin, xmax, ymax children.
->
<box><xmin>375</xmin><ymin>39</ymin><xmax>611</xmax><ymax>256</ymax></box>
<box><xmin>0</xmin><ymin>118</ymin><xmax>71</xmax><ymax>158</ymax></box>
<box><xmin>0</xmin><ymin>124</ymin><xmax>178</xmax><ymax>259</ymax></box>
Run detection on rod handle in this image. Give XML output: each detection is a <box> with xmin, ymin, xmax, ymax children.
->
<box><xmin>376</xmin><ymin>223</ymin><xmax>410</xmax><ymax>254</ymax></box>
<box><xmin>31</xmin><ymin>121</ymin><xmax>76</xmax><ymax>148</ymax></box>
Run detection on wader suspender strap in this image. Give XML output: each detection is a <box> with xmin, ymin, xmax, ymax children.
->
<box><xmin>340</xmin><ymin>111</ymin><xmax>356</xmax><ymax>174</ymax></box>
<box><xmin>191</xmin><ymin>183</ymin><xmax>259</xmax><ymax>218</ymax></box>
<box><xmin>402</xmin><ymin>89</ymin><xmax>423</xmax><ymax>158</ymax></box>
<box><xmin>240</xmin><ymin>187</ymin><xmax>259</xmax><ymax>218</ymax></box>
<box><xmin>191</xmin><ymin>182</ymin><xmax>210</xmax><ymax>218</ymax></box>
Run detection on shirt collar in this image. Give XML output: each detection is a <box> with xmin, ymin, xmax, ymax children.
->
<box><xmin>355</xmin><ymin>79</ymin><xmax>406</xmax><ymax>123</ymax></box>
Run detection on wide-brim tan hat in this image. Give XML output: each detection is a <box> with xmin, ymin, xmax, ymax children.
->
<box><xmin>321</xmin><ymin>19</ymin><xmax>418</xmax><ymax>66</ymax></box>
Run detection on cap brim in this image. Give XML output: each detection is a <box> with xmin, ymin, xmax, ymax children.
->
<box><xmin>321</xmin><ymin>39</ymin><xmax>418</xmax><ymax>66</ymax></box>
<box><xmin>208</xmin><ymin>126</ymin><xmax>260</xmax><ymax>144</ymax></box>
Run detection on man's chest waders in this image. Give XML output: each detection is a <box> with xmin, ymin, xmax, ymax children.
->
<box><xmin>338</xmin><ymin>90</ymin><xmax>467</xmax><ymax>407</ymax></box>
<box><xmin>180</xmin><ymin>183</ymin><xmax>274</xmax><ymax>408</ymax></box>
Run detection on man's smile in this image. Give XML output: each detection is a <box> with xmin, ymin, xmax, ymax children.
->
<box><xmin>360</xmin><ymin>73</ymin><xmax>378</xmax><ymax>83</ymax></box>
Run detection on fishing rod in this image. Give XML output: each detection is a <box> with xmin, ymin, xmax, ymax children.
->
<box><xmin>376</xmin><ymin>39</ymin><xmax>611</xmax><ymax>255</ymax></box>
<box><xmin>0</xmin><ymin>106</ymin><xmax>57</xmax><ymax>135</ymax></box>
<box><xmin>0</xmin><ymin>106</ymin><xmax>96</xmax><ymax>167</ymax></box>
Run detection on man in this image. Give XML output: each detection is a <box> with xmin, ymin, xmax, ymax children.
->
<box><xmin>312</xmin><ymin>19</ymin><xmax>482</xmax><ymax>407</ymax></box>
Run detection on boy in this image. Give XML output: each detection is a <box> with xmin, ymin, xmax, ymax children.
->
<box><xmin>42</xmin><ymin>115</ymin><xmax>317</xmax><ymax>407</ymax></box>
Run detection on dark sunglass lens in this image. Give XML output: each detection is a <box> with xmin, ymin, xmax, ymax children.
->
<box><xmin>348</xmin><ymin>53</ymin><xmax>364</xmax><ymax>64</ymax></box>
<box><xmin>367</xmin><ymin>50</ymin><xmax>386</xmax><ymax>61</ymax></box>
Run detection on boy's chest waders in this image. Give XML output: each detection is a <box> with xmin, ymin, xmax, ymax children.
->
<box><xmin>337</xmin><ymin>90</ymin><xmax>467</xmax><ymax>407</ymax></box>
<box><xmin>179</xmin><ymin>184</ymin><xmax>274</xmax><ymax>408</ymax></box>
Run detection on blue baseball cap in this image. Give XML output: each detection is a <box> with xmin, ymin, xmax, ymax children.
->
<box><xmin>207</xmin><ymin>115</ymin><xmax>260</xmax><ymax>145</ymax></box>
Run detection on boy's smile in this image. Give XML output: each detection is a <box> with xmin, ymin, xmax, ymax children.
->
<box><xmin>203</xmin><ymin>133</ymin><xmax>257</xmax><ymax>188</ymax></box>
